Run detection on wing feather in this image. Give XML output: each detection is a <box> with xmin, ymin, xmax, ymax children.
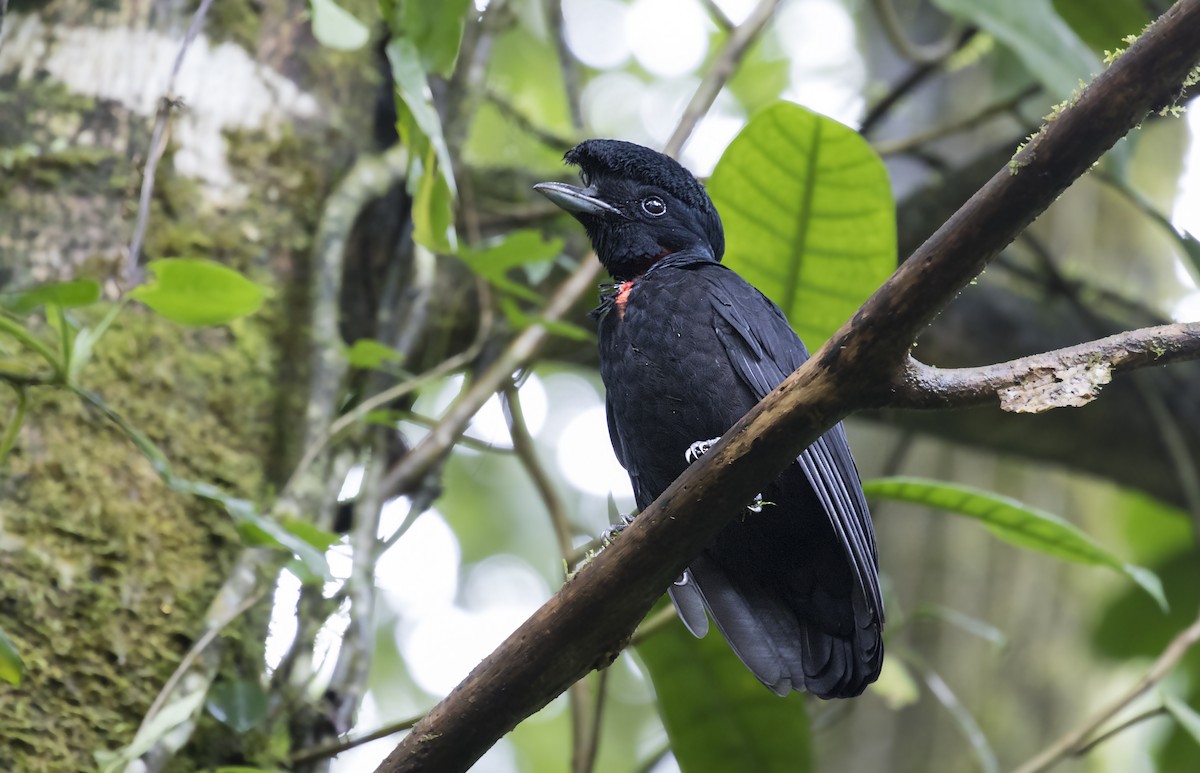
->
<box><xmin>703</xmin><ymin>266</ymin><xmax>884</xmax><ymax>625</ymax></box>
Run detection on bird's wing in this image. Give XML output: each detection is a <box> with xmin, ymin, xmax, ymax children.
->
<box><xmin>605</xmin><ymin>395</ymin><xmax>627</xmax><ymax>470</ymax></box>
<box><xmin>703</xmin><ymin>266</ymin><xmax>884</xmax><ymax>621</ymax></box>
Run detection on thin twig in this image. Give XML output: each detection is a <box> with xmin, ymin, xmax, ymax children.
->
<box><xmin>575</xmin><ymin>668</ymin><xmax>608</xmax><ymax>773</ymax></box>
<box><xmin>290</xmin><ymin>713</ymin><xmax>426</xmax><ymax>764</ymax></box>
<box><xmin>1014</xmin><ymin>611</ymin><xmax>1200</xmax><ymax>773</ymax></box>
<box><xmin>870</xmin><ymin>0</ymin><xmax>964</xmax><ymax>64</ymax></box>
<box><xmin>379</xmin><ymin>256</ymin><xmax>603</xmax><ymax>496</ymax></box>
<box><xmin>629</xmin><ymin>605</ymin><xmax>679</xmax><ymax>647</ymax></box>
<box><xmin>663</xmin><ymin>0</ymin><xmax>782</xmax><ymax>157</ymax></box>
<box><xmin>485</xmin><ymin>88</ymin><xmax>575</xmax><ymax>152</ymax></box>
<box><xmin>504</xmin><ymin>383</ymin><xmax>574</xmax><ymax>558</ymax></box>
<box><xmin>124</xmin><ymin>0</ymin><xmax>215</xmax><ymax>284</ymax></box>
<box><xmin>874</xmin><ymin>84</ymin><xmax>1039</xmax><ymax>156</ymax></box>
<box><xmin>548</xmin><ymin>0</ymin><xmax>584</xmax><ymax>129</ymax></box>
<box><xmin>860</xmin><ymin>28</ymin><xmax>977</xmax><ymax>136</ymax></box>
<box><xmin>291</xmin><ymin>328</ymin><xmax>487</xmax><ymax>494</ymax></box>
<box><xmin>139</xmin><ymin>587</ymin><xmax>268</xmax><ymax>731</ymax></box>
<box><xmin>1069</xmin><ymin>707</ymin><xmax>1169</xmax><ymax>758</ymax></box>
<box><xmin>507</xmin><ymin>359</ymin><xmax>592</xmax><ymax>773</ymax></box>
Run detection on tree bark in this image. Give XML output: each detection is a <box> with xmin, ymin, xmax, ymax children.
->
<box><xmin>0</xmin><ymin>2</ymin><xmax>381</xmax><ymax>768</ymax></box>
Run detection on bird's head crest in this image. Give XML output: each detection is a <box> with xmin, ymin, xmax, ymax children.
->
<box><xmin>537</xmin><ymin>140</ymin><xmax>725</xmax><ymax>279</ymax></box>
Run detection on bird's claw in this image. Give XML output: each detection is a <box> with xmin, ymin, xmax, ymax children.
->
<box><xmin>684</xmin><ymin>437</ymin><xmax>722</xmax><ymax>463</ymax></box>
<box><xmin>601</xmin><ymin>513</ymin><xmax>637</xmax><ymax>545</ymax></box>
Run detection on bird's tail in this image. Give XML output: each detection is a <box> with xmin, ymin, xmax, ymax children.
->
<box><xmin>675</xmin><ymin>551</ymin><xmax>883</xmax><ymax>699</ymax></box>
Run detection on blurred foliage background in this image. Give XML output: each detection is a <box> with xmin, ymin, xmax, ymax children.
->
<box><xmin>1</xmin><ymin>0</ymin><xmax>1200</xmax><ymax>771</ymax></box>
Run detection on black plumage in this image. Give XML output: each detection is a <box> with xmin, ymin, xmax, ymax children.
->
<box><xmin>535</xmin><ymin>139</ymin><xmax>883</xmax><ymax>698</ymax></box>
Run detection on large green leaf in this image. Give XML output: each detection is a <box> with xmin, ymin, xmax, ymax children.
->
<box><xmin>932</xmin><ymin>0</ymin><xmax>1101</xmax><ymax>100</ymax></box>
<box><xmin>864</xmin><ymin>476</ymin><xmax>1166</xmax><ymax>609</ymax></box>
<box><xmin>707</xmin><ymin>102</ymin><xmax>895</xmax><ymax>351</ymax></box>
<box><xmin>130</xmin><ymin>259</ymin><xmax>264</xmax><ymax>326</ymax></box>
<box><xmin>1052</xmin><ymin>0</ymin><xmax>1148</xmax><ymax>53</ymax></box>
<box><xmin>637</xmin><ymin>615</ymin><xmax>813</xmax><ymax>773</ymax></box>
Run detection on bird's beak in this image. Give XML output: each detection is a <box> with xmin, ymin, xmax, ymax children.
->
<box><xmin>533</xmin><ymin>182</ymin><xmax>621</xmax><ymax>216</ymax></box>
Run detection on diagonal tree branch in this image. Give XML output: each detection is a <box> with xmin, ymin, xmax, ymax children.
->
<box><xmin>375</xmin><ymin>2</ymin><xmax>1200</xmax><ymax>771</ymax></box>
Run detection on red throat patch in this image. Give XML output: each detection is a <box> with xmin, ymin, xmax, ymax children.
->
<box><xmin>615</xmin><ymin>279</ymin><xmax>636</xmax><ymax>320</ymax></box>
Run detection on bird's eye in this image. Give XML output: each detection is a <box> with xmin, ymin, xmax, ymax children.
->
<box><xmin>641</xmin><ymin>197</ymin><xmax>667</xmax><ymax>217</ymax></box>
<box><xmin>580</xmin><ymin>170</ymin><xmax>591</xmax><ymax>187</ymax></box>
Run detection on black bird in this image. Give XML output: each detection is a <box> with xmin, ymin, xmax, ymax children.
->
<box><xmin>535</xmin><ymin>139</ymin><xmax>884</xmax><ymax>698</ymax></box>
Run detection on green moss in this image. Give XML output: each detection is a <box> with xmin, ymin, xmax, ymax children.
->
<box><xmin>0</xmin><ymin>306</ymin><xmax>280</xmax><ymax>771</ymax></box>
<box><xmin>200</xmin><ymin>0</ymin><xmax>266</xmax><ymax>51</ymax></box>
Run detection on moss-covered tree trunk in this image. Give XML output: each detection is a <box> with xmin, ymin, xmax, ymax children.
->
<box><xmin>0</xmin><ymin>2</ymin><xmax>382</xmax><ymax>768</ymax></box>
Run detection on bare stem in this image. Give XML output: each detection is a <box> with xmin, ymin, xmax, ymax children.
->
<box><xmin>663</xmin><ymin>0</ymin><xmax>782</xmax><ymax>157</ymax></box>
<box><xmin>1014</xmin><ymin>611</ymin><xmax>1200</xmax><ymax>773</ymax></box>
<box><xmin>124</xmin><ymin>0</ymin><xmax>215</xmax><ymax>285</ymax></box>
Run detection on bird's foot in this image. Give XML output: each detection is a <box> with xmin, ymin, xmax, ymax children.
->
<box><xmin>686</xmin><ymin>436</ymin><xmax>765</xmax><ymax>513</ymax></box>
<box><xmin>601</xmin><ymin>513</ymin><xmax>637</xmax><ymax>546</ymax></box>
<box><xmin>684</xmin><ymin>437</ymin><xmax>722</xmax><ymax>463</ymax></box>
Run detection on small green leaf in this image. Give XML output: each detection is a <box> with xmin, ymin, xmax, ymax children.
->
<box><xmin>708</xmin><ymin>102</ymin><xmax>895</xmax><ymax>351</ymax></box>
<box><xmin>281</xmin><ymin>517</ymin><xmax>341</xmax><ymax>552</ymax></box>
<box><xmin>1164</xmin><ymin>693</ymin><xmax>1200</xmax><ymax>747</ymax></box>
<box><xmin>412</xmin><ymin>153</ymin><xmax>458</xmax><ymax>253</ymax></box>
<box><xmin>345</xmin><ymin>338</ymin><xmax>405</xmax><ymax>369</ymax></box>
<box><xmin>0</xmin><ymin>279</ymin><xmax>100</xmax><ymax>314</ymax></box>
<box><xmin>225</xmin><ymin>502</ymin><xmax>332</xmax><ymax>582</ymax></box>
<box><xmin>457</xmin><ymin>230</ymin><xmax>564</xmax><ymax>301</ymax></box>
<box><xmin>864</xmin><ymin>476</ymin><xmax>1167</xmax><ymax>610</ymax></box>
<box><xmin>932</xmin><ymin>0</ymin><xmax>1101</xmax><ymax>100</ymax></box>
<box><xmin>130</xmin><ymin>259</ymin><xmax>264</xmax><ymax>326</ymax></box>
<box><xmin>499</xmin><ymin>297</ymin><xmax>594</xmax><ymax>341</ymax></box>
<box><xmin>309</xmin><ymin>0</ymin><xmax>370</xmax><ymax>51</ymax></box>
<box><xmin>0</xmin><ymin>626</ymin><xmax>24</xmax><ymax>685</ymax></box>
<box><xmin>206</xmin><ymin>679</ymin><xmax>268</xmax><ymax>733</ymax></box>
<box><xmin>637</xmin><ymin>611</ymin><xmax>814</xmax><ymax>772</ymax></box>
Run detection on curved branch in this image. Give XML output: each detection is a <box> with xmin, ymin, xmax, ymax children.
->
<box><xmin>374</xmin><ymin>2</ymin><xmax>1200</xmax><ymax>771</ymax></box>
<box><xmin>1014</xmin><ymin>612</ymin><xmax>1200</xmax><ymax>773</ymax></box>
<box><xmin>893</xmin><ymin>322</ymin><xmax>1200</xmax><ymax>410</ymax></box>
<box><xmin>870</xmin><ymin>0</ymin><xmax>964</xmax><ymax>64</ymax></box>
